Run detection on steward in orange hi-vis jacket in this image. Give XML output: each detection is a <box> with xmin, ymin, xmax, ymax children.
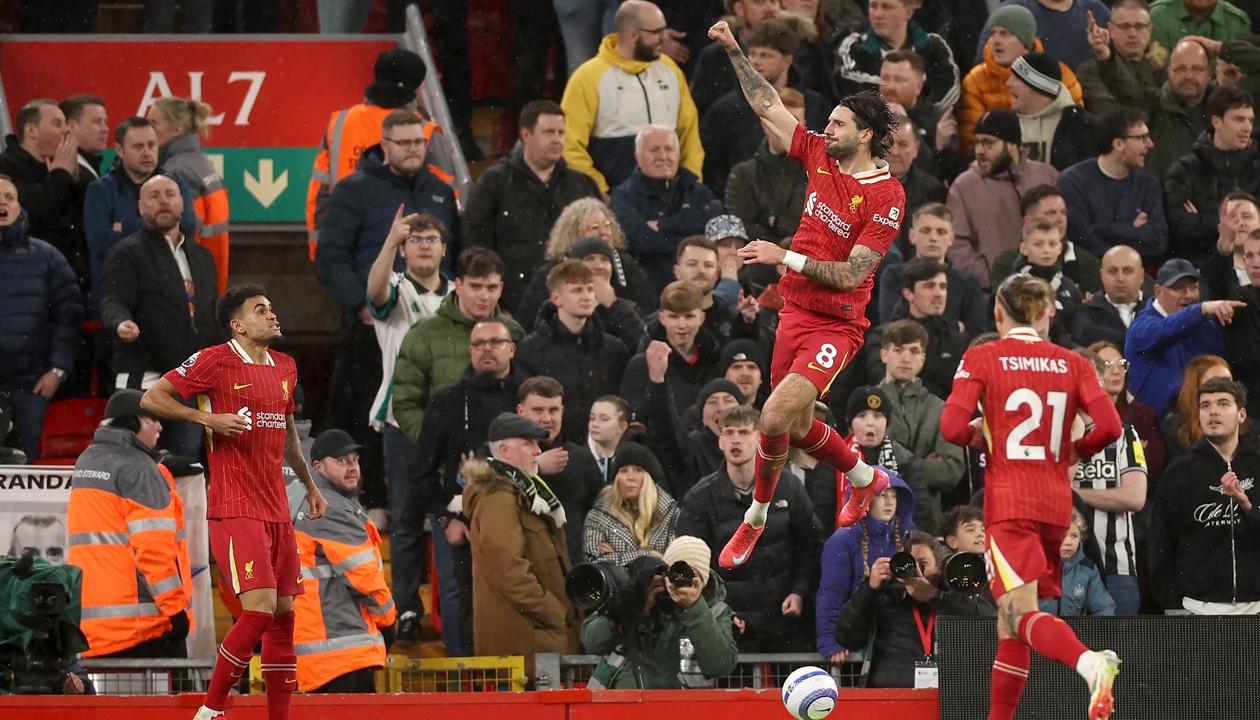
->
<box><xmin>67</xmin><ymin>390</ymin><xmax>193</xmax><ymax>658</ymax></box>
<box><xmin>304</xmin><ymin>48</ymin><xmax>457</xmax><ymax>261</ymax></box>
<box><xmin>287</xmin><ymin>430</ymin><xmax>396</xmax><ymax>693</ymax></box>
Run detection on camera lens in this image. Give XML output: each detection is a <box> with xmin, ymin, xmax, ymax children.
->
<box><xmin>890</xmin><ymin>551</ymin><xmax>918</xmax><ymax>580</ymax></box>
<box><xmin>666</xmin><ymin>560</ymin><xmax>695</xmax><ymax>587</ymax></box>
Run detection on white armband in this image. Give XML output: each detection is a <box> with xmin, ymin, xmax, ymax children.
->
<box><xmin>783</xmin><ymin>250</ymin><xmax>808</xmax><ymax>273</ymax></box>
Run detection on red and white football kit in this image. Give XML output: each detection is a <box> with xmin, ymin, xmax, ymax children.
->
<box><xmin>775</xmin><ymin>124</ymin><xmax>906</xmax><ymax>396</ymax></box>
<box><xmin>941</xmin><ymin>328</ymin><xmax>1122</xmax><ymax>599</ymax></box>
<box><xmin>165</xmin><ymin>339</ymin><xmax>303</xmax><ymax>597</ymax></box>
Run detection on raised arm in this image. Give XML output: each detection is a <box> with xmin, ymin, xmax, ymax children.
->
<box><xmin>708</xmin><ymin>21</ymin><xmax>797</xmax><ymax>151</ymax></box>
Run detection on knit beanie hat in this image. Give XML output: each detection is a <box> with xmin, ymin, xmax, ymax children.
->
<box><xmin>845</xmin><ymin>385</ymin><xmax>893</xmax><ymax>425</ymax></box>
<box><xmin>608</xmin><ymin>442</ymin><xmax>667</xmax><ymax>489</ymax></box>
<box><xmin>1011</xmin><ymin>52</ymin><xmax>1063</xmax><ymax>98</ymax></box>
<box><xmin>696</xmin><ymin>378</ymin><xmax>747</xmax><ymax>410</ymax></box>
<box><xmin>989</xmin><ymin>5</ymin><xmax>1037</xmax><ymax>51</ymax></box>
<box><xmin>719</xmin><ymin>339</ymin><xmax>768</xmax><ymax>378</ymax></box>
<box><xmin>567</xmin><ymin>237</ymin><xmax>617</xmax><ymax>262</ymax></box>
<box><xmin>974</xmin><ymin>109</ymin><xmax>1022</xmax><ymax>146</ymax></box>
<box><xmin>663</xmin><ymin>536</ymin><xmax>711</xmax><ymax>587</ymax></box>
<box><xmin>366</xmin><ymin>49</ymin><xmax>427</xmax><ymax>108</ymax></box>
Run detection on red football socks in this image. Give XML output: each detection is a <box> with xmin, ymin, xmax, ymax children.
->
<box><xmin>262</xmin><ymin>610</ymin><xmax>298</xmax><ymax>720</ymax></box>
<box><xmin>1017</xmin><ymin>611</ymin><xmax>1089</xmax><ymax>668</ymax></box>
<box><xmin>752</xmin><ymin>431</ymin><xmax>791</xmax><ymax>503</ymax></box>
<box><xmin>204</xmin><ymin>610</ymin><xmax>273</xmax><ymax>711</ymax></box>
<box><xmin>988</xmin><ymin>638</ymin><xmax>1030</xmax><ymax>720</ymax></box>
<box><xmin>795</xmin><ymin>419</ymin><xmax>859</xmax><ymax>472</ymax></box>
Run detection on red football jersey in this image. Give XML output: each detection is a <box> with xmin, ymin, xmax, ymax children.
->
<box><xmin>165</xmin><ymin>340</ymin><xmax>298</xmax><ymax>523</ymax></box>
<box><xmin>945</xmin><ymin>328</ymin><xmax>1110</xmax><ymax>526</ymax></box>
<box><xmin>779</xmin><ymin>124</ymin><xmax>906</xmax><ymax>321</ymax></box>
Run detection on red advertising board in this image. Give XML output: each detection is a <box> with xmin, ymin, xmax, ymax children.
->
<box><xmin>0</xmin><ymin>38</ymin><xmax>397</xmax><ymax>147</ymax></box>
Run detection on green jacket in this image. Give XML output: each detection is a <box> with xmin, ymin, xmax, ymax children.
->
<box><xmin>581</xmin><ymin>575</ymin><xmax>738</xmax><ymax>689</ymax></box>
<box><xmin>1150</xmin><ymin>0</ymin><xmax>1249</xmax><ymax>56</ymax></box>
<box><xmin>391</xmin><ymin>292</ymin><xmax>523</xmax><ymax>442</ymax></box>
<box><xmin>880</xmin><ymin>378</ymin><xmax>964</xmax><ymax>536</ymax></box>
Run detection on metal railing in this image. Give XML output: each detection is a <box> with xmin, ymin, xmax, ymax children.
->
<box><xmin>79</xmin><ymin>657</ymin><xmax>214</xmax><ymax>695</ymax></box>
<box><xmin>534</xmin><ymin>651</ymin><xmax>870</xmax><ymax>690</ymax></box>
<box><xmin>402</xmin><ymin>2</ymin><xmax>472</xmax><ymax>201</ymax></box>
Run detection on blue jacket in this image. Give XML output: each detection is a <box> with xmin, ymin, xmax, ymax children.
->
<box><xmin>1038</xmin><ymin>549</ymin><xmax>1116</xmax><ymax>617</ymax></box>
<box><xmin>1125</xmin><ymin>298</ymin><xmax>1225</xmax><ymax>415</ymax></box>
<box><xmin>315</xmin><ymin>145</ymin><xmax>459</xmax><ymax>319</ymax></box>
<box><xmin>610</xmin><ymin>167</ymin><xmax>722</xmax><ymax>292</ymax></box>
<box><xmin>815</xmin><ymin>469</ymin><xmax>915</xmax><ymax>658</ymax></box>
<box><xmin>1057</xmin><ymin>158</ymin><xmax>1168</xmax><ymax>261</ymax></box>
<box><xmin>0</xmin><ymin>212</ymin><xmax>84</xmax><ymax>385</ymax></box>
<box><xmin>83</xmin><ymin>164</ymin><xmax>199</xmax><ymax>310</ymax></box>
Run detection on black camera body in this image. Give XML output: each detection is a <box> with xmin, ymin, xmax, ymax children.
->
<box><xmin>567</xmin><ymin>556</ymin><xmax>671</xmax><ymax>627</ymax></box>
<box><xmin>889</xmin><ymin>551</ymin><xmax>919</xmax><ymax>580</ymax></box>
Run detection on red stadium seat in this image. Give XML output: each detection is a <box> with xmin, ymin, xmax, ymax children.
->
<box><xmin>37</xmin><ymin>398</ymin><xmax>107</xmax><ymax>465</ymax></box>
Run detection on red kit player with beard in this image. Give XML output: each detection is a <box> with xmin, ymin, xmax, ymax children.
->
<box><xmin>707</xmin><ymin>20</ymin><xmax>905</xmax><ymax>569</ymax></box>
<box><xmin>940</xmin><ymin>274</ymin><xmax>1124</xmax><ymax>720</ymax></box>
<box><xmin>142</xmin><ymin>284</ymin><xmax>327</xmax><ymax>720</ymax></box>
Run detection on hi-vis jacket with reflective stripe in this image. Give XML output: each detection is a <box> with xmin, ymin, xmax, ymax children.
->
<box><xmin>161</xmin><ymin>133</ymin><xmax>231</xmax><ymax>293</ymax></box>
<box><xmin>67</xmin><ymin>426</ymin><xmax>192</xmax><ymax>657</ymax></box>
<box><xmin>304</xmin><ymin>103</ymin><xmax>455</xmax><ymax>260</ymax></box>
<box><xmin>287</xmin><ymin>472</ymin><xmax>396</xmax><ymax>691</ymax></box>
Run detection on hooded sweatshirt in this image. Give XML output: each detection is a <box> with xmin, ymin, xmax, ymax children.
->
<box><xmin>560</xmin><ymin>34</ymin><xmax>704</xmax><ymax>193</ymax></box>
<box><xmin>815</xmin><ymin>469</ymin><xmax>916</xmax><ymax>657</ymax></box>
<box><xmin>1017</xmin><ymin>83</ymin><xmax>1077</xmax><ymax>168</ymax></box>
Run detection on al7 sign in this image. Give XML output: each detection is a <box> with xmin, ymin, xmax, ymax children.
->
<box><xmin>0</xmin><ymin>38</ymin><xmax>396</xmax><ymax>147</ymax></box>
<box><xmin>137</xmin><ymin>71</ymin><xmax>266</xmax><ymax>127</ymax></box>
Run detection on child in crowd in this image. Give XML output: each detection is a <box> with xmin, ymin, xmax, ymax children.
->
<box><xmin>941</xmin><ymin>504</ymin><xmax>986</xmax><ymax>554</ymax></box>
<box><xmin>1039</xmin><ymin>509</ymin><xmax>1116</xmax><ymax>617</ymax></box>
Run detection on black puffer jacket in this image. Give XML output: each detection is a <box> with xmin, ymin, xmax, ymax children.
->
<box><xmin>0</xmin><ymin>212</ymin><xmax>83</xmax><ymax>385</ymax></box>
<box><xmin>723</xmin><ymin>142</ymin><xmax>806</xmax><ymax>245</ymax></box>
<box><xmin>677</xmin><ymin>467</ymin><xmax>822</xmax><ymax>650</ymax></box>
<box><xmin>619</xmin><ymin>320</ymin><xmax>722</xmax><ymax>422</ymax></box>
<box><xmin>516</xmin><ymin>252</ymin><xmax>657</xmax><ymax>333</ymax></box>
<box><xmin>462</xmin><ymin>150</ymin><xmax>600</xmax><ymax>313</ymax></box>
<box><xmin>1164</xmin><ymin>139</ymin><xmax>1260</xmax><ymax>261</ymax></box>
<box><xmin>0</xmin><ymin>135</ymin><xmax>85</xmax><ymax>287</ymax></box>
<box><xmin>407</xmin><ymin>364</ymin><xmax>525</xmax><ymax>522</ymax></box>
<box><xmin>515</xmin><ymin>303</ymin><xmax>630</xmax><ymax>443</ymax></box>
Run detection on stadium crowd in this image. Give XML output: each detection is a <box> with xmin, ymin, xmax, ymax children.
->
<box><xmin>4</xmin><ymin>0</ymin><xmax>1260</xmax><ymax>694</ymax></box>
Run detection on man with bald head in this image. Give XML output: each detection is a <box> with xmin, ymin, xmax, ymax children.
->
<box><xmin>1071</xmin><ymin>245</ymin><xmax>1152</xmax><ymax>347</ymax></box>
<box><xmin>99</xmin><ymin>173</ymin><xmax>220</xmax><ymax>457</ymax></box>
<box><xmin>1140</xmin><ymin>38</ymin><xmax>1213</xmax><ymax>180</ymax></box>
<box><xmin>85</xmin><ymin>116</ymin><xmax>198</xmax><ymax>311</ymax></box>
<box><xmin>560</xmin><ymin>0</ymin><xmax>704</xmax><ymax>195</ymax></box>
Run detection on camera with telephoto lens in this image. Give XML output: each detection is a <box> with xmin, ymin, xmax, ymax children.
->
<box><xmin>666</xmin><ymin>560</ymin><xmax>695</xmax><ymax>588</ymax></box>
<box><xmin>944</xmin><ymin>552</ymin><xmax>987</xmax><ymax>594</ymax></box>
<box><xmin>0</xmin><ymin>553</ymin><xmax>84</xmax><ymax>694</ymax></box>
<box><xmin>890</xmin><ymin>551</ymin><xmax>919</xmax><ymax>580</ymax></box>
<box><xmin>566</xmin><ymin>556</ymin><xmax>669</xmax><ymax>627</ymax></box>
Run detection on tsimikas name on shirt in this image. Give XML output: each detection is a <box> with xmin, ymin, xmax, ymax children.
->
<box><xmin>997</xmin><ymin>356</ymin><xmax>1069</xmax><ymax>374</ymax></box>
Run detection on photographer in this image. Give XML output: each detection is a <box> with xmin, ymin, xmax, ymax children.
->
<box><xmin>833</xmin><ymin>531</ymin><xmax>995</xmax><ymax>689</ymax></box>
<box><xmin>580</xmin><ymin>536</ymin><xmax>738</xmax><ymax>689</ymax></box>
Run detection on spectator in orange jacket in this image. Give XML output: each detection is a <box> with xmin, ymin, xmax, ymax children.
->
<box><xmin>288</xmin><ymin>429</ymin><xmax>396</xmax><ymax>693</ymax></box>
<box><xmin>958</xmin><ymin>5</ymin><xmax>1083</xmax><ymax>154</ymax></box>
<box><xmin>148</xmin><ymin>97</ymin><xmax>231</xmax><ymax>293</ymax></box>
<box><xmin>67</xmin><ymin>389</ymin><xmax>193</xmax><ymax>658</ymax></box>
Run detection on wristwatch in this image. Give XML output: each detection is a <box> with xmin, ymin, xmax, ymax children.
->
<box><xmin>50</xmin><ymin>368</ymin><xmax>67</xmax><ymax>381</ymax></box>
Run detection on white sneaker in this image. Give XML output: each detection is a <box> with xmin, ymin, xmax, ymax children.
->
<box><xmin>193</xmin><ymin>706</ymin><xmax>224</xmax><ymax>720</ymax></box>
<box><xmin>1084</xmin><ymin>650</ymin><xmax>1120</xmax><ymax>720</ymax></box>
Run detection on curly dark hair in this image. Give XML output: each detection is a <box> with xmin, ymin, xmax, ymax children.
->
<box><xmin>841</xmin><ymin>89</ymin><xmax>899</xmax><ymax>159</ymax></box>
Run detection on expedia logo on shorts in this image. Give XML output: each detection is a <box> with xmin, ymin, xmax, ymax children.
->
<box><xmin>871</xmin><ymin>206</ymin><xmax>901</xmax><ymax>230</ymax></box>
<box><xmin>237</xmin><ymin>407</ymin><xmax>286</xmax><ymax>430</ymax></box>
<box><xmin>804</xmin><ymin>192</ymin><xmax>853</xmax><ymax>238</ymax></box>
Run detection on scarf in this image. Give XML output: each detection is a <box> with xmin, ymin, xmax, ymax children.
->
<box><xmin>488</xmin><ymin>457</ymin><xmax>567</xmax><ymax>528</ymax></box>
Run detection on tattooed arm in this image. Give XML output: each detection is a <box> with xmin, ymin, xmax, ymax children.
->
<box><xmin>736</xmin><ymin>242</ymin><xmax>884</xmax><ymax>291</ymax></box>
<box><xmin>708</xmin><ymin>20</ymin><xmax>798</xmax><ymax>151</ymax></box>
<box><xmin>799</xmin><ymin>245</ymin><xmax>884</xmax><ymax>291</ymax></box>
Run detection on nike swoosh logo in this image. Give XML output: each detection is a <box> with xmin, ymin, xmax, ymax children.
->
<box><xmin>233</xmin><ymin>383</ymin><xmax>252</xmax><ymax>390</ymax></box>
<box><xmin>815</xmin><ymin>166</ymin><xmax>832</xmax><ymax>175</ymax></box>
<box><xmin>807</xmin><ymin>362</ymin><xmax>824</xmax><ymax>372</ymax></box>
<box><xmin>731</xmin><ymin>548</ymin><xmax>753</xmax><ymax>565</ymax></box>
<box><xmin>285</xmin><ymin>678</ymin><xmax>297</xmax><ymax>686</ymax></box>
